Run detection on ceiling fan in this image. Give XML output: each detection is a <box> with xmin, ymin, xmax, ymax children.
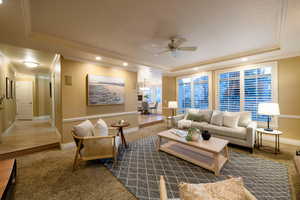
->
<box><xmin>156</xmin><ymin>37</ymin><xmax>197</xmax><ymax>57</ymax></box>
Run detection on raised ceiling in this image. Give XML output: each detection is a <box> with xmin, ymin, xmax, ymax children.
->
<box><xmin>29</xmin><ymin>0</ymin><xmax>282</xmax><ymax>68</ymax></box>
<box><xmin>0</xmin><ymin>43</ymin><xmax>55</xmax><ymax>75</ymax></box>
<box><xmin>0</xmin><ymin>0</ymin><xmax>299</xmax><ymax>75</ymax></box>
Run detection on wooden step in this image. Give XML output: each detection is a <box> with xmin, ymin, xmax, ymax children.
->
<box><xmin>0</xmin><ymin>142</ymin><xmax>60</xmax><ymax>160</ymax></box>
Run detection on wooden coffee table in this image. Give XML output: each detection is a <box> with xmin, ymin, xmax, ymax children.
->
<box><xmin>157</xmin><ymin>130</ymin><xmax>229</xmax><ymax>176</ymax></box>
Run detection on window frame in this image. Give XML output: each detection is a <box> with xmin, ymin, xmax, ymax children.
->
<box><xmin>215</xmin><ymin>62</ymin><xmax>278</xmax><ymax>127</ymax></box>
<box><xmin>176</xmin><ymin>71</ymin><xmax>213</xmax><ymax>113</ymax></box>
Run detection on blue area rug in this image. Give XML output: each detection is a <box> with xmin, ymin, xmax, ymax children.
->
<box><xmin>104</xmin><ymin>135</ymin><xmax>291</xmax><ymax>200</ymax></box>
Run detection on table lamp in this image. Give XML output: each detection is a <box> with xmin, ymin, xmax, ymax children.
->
<box><xmin>168</xmin><ymin>101</ymin><xmax>178</xmax><ymax>116</ymax></box>
<box><xmin>258</xmin><ymin>102</ymin><xmax>280</xmax><ymax>132</ymax></box>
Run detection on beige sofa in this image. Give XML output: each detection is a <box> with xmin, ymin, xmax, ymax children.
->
<box><xmin>173</xmin><ymin>109</ymin><xmax>257</xmax><ymax>152</ymax></box>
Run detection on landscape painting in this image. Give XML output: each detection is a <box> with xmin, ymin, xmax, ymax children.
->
<box><xmin>87</xmin><ymin>74</ymin><xmax>125</xmax><ymax>105</ymax></box>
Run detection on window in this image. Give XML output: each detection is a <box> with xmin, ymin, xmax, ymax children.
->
<box><xmin>219</xmin><ymin>71</ymin><xmax>240</xmax><ymax>112</ymax></box>
<box><xmin>177</xmin><ymin>73</ymin><xmax>211</xmax><ymax>113</ymax></box>
<box><xmin>193</xmin><ymin>76</ymin><xmax>209</xmax><ymax>110</ymax></box>
<box><xmin>216</xmin><ymin>62</ymin><xmax>277</xmax><ymax>123</ymax></box>
<box><xmin>244</xmin><ymin>67</ymin><xmax>272</xmax><ymax>122</ymax></box>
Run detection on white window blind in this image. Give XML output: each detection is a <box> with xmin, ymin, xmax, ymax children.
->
<box><xmin>216</xmin><ymin>63</ymin><xmax>277</xmax><ymax>123</ymax></box>
<box><xmin>193</xmin><ymin>76</ymin><xmax>209</xmax><ymax>110</ymax></box>
<box><xmin>219</xmin><ymin>71</ymin><xmax>240</xmax><ymax>112</ymax></box>
<box><xmin>177</xmin><ymin>74</ymin><xmax>210</xmax><ymax>113</ymax></box>
<box><xmin>244</xmin><ymin>67</ymin><xmax>272</xmax><ymax>122</ymax></box>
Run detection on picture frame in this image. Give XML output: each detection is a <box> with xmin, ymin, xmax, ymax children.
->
<box><xmin>10</xmin><ymin>80</ymin><xmax>14</xmax><ymax>99</ymax></box>
<box><xmin>6</xmin><ymin>77</ymin><xmax>10</xmax><ymax>99</ymax></box>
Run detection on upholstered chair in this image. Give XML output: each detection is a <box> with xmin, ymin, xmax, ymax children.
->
<box><xmin>71</xmin><ymin>119</ymin><xmax>120</xmax><ymax>171</ymax></box>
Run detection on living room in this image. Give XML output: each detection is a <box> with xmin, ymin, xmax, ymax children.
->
<box><xmin>0</xmin><ymin>0</ymin><xmax>300</xmax><ymax>200</ymax></box>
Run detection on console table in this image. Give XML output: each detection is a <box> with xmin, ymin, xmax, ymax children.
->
<box><xmin>0</xmin><ymin>159</ymin><xmax>16</xmax><ymax>200</ymax></box>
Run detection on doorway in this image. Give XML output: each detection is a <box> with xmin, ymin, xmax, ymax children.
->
<box><xmin>16</xmin><ymin>81</ymin><xmax>33</xmax><ymax>119</ymax></box>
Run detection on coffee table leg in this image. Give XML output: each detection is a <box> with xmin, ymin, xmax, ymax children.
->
<box><xmin>156</xmin><ymin>136</ymin><xmax>161</xmax><ymax>151</ymax></box>
<box><xmin>214</xmin><ymin>153</ymin><xmax>220</xmax><ymax>176</ymax></box>
<box><xmin>224</xmin><ymin>146</ymin><xmax>230</xmax><ymax>161</ymax></box>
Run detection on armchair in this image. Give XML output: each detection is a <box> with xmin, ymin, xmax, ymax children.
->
<box><xmin>72</xmin><ymin>127</ymin><xmax>120</xmax><ymax>171</ymax></box>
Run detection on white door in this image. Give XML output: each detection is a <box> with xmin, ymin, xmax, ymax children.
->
<box><xmin>16</xmin><ymin>81</ymin><xmax>33</xmax><ymax>119</ymax></box>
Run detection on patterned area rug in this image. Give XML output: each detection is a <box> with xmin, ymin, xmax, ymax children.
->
<box><xmin>104</xmin><ymin>136</ymin><xmax>291</xmax><ymax>200</ymax></box>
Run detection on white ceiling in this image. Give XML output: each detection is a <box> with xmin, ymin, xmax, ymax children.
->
<box><xmin>0</xmin><ymin>43</ymin><xmax>55</xmax><ymax>75</ymax></box>
<box><xmin>0</xmin><ymin>0</ymin><xmax>299</xmax><ymax>75</ymax></box>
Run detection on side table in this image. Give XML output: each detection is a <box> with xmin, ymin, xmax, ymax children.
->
<box><xmin>256</xmin><ymin>128</ymin><xmax>282</xmax><ymax>154</ymax></box>
<box><xmin>111</xmin><ymin>122</ymin><xmax>130</xmax><ymax>148</ymax></box>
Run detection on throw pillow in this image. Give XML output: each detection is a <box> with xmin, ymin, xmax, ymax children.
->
<box><xmin>73</xmin><ymin>120</ymin><xmax>95</xmax><ymax>137</ymax></box>
<box><xmin>94</xmin><ymin>118</ymin><xmax>109</xmax><ymax>136</ymax></box>
<box><xmin>198</xmin><ymin>110</ymin><xmax>213</xmax><ymax>123</ymax></box>
<box><xmin>238</xmin><ymin>111</ymin><xmax>251</xmax><ymax>127</ymax></box>
<box><xmin>179</xmin><ymin>178</ymin><xmax>249</xmax><ymax>200</ymax></box>
<box><xmin>223</xmin><ymin>113</ymin><xmax>240</xmax><ymax>128</ymax></box>
<box><xmin>210</xmin><ymin>110</ymin><xmax>223</xmax><ymax>126</ymax></box>
<box><xmin>178</xmin><ymin>119</ymin><xmax>192</xmax><ymax>129</ymax></box>
<box><xmin>186</xmin><ymin>112</ymin><xmax>203</xmax><ymax>122</ymax></box>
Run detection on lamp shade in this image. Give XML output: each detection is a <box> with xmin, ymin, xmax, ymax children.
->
<box><xmin>258</xmin><ymin>103</ymin><xmax>280</xmax><ymax>116</ymax></box>
<box><xmin>168</xmin><ymin>101</ymin><xmax>178</xmax><ymax>109</ymax></box>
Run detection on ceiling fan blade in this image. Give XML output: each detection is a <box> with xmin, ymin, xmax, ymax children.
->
<box><xmin>177</xmin><ymin>46</ymin><xmax>197</xmax><ymax>51</ymax></box>
<box><xmin>155</xmin><ymin>49</ymin><xmax>171</xmax><ymax>55</ymax></box>
<box><xmin>173</xmin><ymin>37</ymin><xmax>187</xmax><ymax>48</ymax></box>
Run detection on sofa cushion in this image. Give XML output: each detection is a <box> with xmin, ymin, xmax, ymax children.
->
<box><xmin>191</xmin><ymin>121</ymin><xmax>208</xmax><ymax>129</ymax></box>
<box><xmin>203</xmin><ymin>124</ymin><xmax>247</xmax><ymax>140</ymax></box>
<box><xmin>210</xmin><ymin>110</ymin><xmax>223</xmax><ymax>126</ymax></box>
<box><xmin>224</xmin><ymin>111</ymin><xmax>252</xmax><ymax>127</ymax></box>
<box><xmin>186</xmin><ymin>112</ymin><xmax>204</xmax><ymax>122</ymax></box>
<box><xmin>198</xmin><ymin>110</ymin><xmax>213</xmax><ymax>123</ymax></box>
<box><xmin>223</xmin><ymin>113</ymin><xmax>240</xmax><ymax>128</ymax></box>
<box><xmin>238</xmin><ymin>112</ymin><xmax>252</xmax><ymax>127</ymax></box>
<box><xmin>94</xmin><ymin>118</ymin><xmax>108</xmax><ymax>136</ymax></box>
<box><xmin>73</xmin><ymin>120</ymin><xmax>95</xmax><ymax>137</ymax></box>
<box><xmin>178</xmin><ymin>119</ymin><xmax>192</xmax><ymax>129</ymax></box>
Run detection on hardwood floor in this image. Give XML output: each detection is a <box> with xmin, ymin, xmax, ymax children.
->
<box><xmin>0</xmin><ymin>120</ymin><xmax>60</xmax><ymax>159</ymax></box>
<box><xmin>138</xmin><ymin>113</ymin><xmax>164</xmax><ymax>128</ymax></box>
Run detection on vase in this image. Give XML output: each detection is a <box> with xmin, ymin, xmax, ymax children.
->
<box><xmin>201</xmin><ymin>130</ymin><xmax>211</xmax><ymax>140</ymax></box>
<box><xmin>186</xmin><ymin>127</ymin><xmax>200</xmax><ymax>141</ymax></box>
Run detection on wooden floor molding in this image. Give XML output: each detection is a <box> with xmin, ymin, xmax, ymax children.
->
<box><xmin>0</xmin><ymin>142</ymin><xmax>60</xmax><ymax>160</ymax></box>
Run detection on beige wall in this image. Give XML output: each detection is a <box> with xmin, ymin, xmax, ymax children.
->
<box><xmin>60</xmin><ymin>58</ymin><xmax>138</xmax><ymax>143</ymax></box>
<box><xmin>277</xmin><ymin>57</ymin><xmax>300</xmax><ymax>140</ymax></box>
<box><xmin>162</xmin><ymin>76</ymin><xmax>176</xmax><ymax>116</ymax></box>
<box><xmin>0</xmin><ymin>56</ymin><xmax>16</xmax><ymax>136</ymax></box>
<box><xmin>36</xmin><ymin>77</ymin><xmax>51</xmax><ymax>116</ymax></box>
<box><xmin>163</xmin><ymin>56</ymin><xmax>300</xmax><ymax>141</ymax></box>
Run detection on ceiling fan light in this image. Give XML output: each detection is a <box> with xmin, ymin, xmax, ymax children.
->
<box><xmin>23</xmin><ymin>61</ymin><xmax>39</xmax><ymax>68</ymax></box>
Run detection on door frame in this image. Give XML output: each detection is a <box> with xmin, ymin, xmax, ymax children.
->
<box><xmin>16</xmin><ymin>80</ymin><xmax>34</xmax><ymax>120</ymax></box>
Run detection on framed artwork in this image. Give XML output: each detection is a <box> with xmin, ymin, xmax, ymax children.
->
<box><xmin>10</xmin><ymin>80</ymin><xmax>14</xmax><ymax>99</ymax></box>
<box><xmin>6</xmin><ymin>77</ymin><xmax>10</xmax><ymax>99</ymax></box>
<box><xmin>49</xmin><ymin>82</ymin><xmax>52</xmax><ymax>98</ymax></box>
<box><xmin>87</xmin><ymin>74</ymin><xmax>125</xmax><ymax>105</ymax></box>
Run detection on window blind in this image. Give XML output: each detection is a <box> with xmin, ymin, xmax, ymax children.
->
<box><xmin>193</xmin><ymin>76</ymin><xmax>209</xmax><ymax>109</ymax></box>
<box><xmin>178</xmin><ymin>75</ymin><xmax>209</xmax><ymax>113</ymax></box>
<box><xmin>244</xmin><ymin>67</ymin><xmax>272</xmax><ymax>122</ymax></box>
<box><xmin>219</xmin><ymin>71</ymin><xmax>240</xmax><ymax>112</ymax></box>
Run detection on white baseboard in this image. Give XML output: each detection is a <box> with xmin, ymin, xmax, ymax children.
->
<box><xmin>1</xmin><ymin>121</ymin><xmax>15</xmax><ymax>136</ymax></box>
<box><xmin>60</xmin><ymin>142</ymin><xmax>76</xmax><ymax>150</ymax></box>
<box><xmin>33</xmin><ymin>115</ymin><xmax>50</xmax><ymax>121</ymax></box>
<box><xmin>60</xmin><ymin>126</ymin><xmax>139</xmax><ymax>150</ymax></box>
<box><xmin>123</xmin><ymin>127</ymin><xmax>139</xmax><ymax>134</ymax></box>
<box><xmin>262</xmin><ymin>135</ymin><xmax>300</xmax><ymax>146</ymax></box>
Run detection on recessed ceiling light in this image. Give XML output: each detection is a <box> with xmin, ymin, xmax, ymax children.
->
<box><xmin>95</xmin><ymin>56</ymin><xmax>102</xmax><ymax>60</ymax></box>
<box><xmin>0</xmin><ymin>0</ymin><xmax>3</xmax><ymax>5</ymax></box>
<box><xmin>23</xmin><ymin>61</ymin><xmax>39</xmax><ymax>68</ymax></box>
<box><xmin>123</xmin><ymin>62</ymin><xmax>128</xmax><ymax>66</ymax></box>
<box><xmin>241</xmin><ymin>57</ymin><xmax>248</xmax><ymax>62</ymax></box>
